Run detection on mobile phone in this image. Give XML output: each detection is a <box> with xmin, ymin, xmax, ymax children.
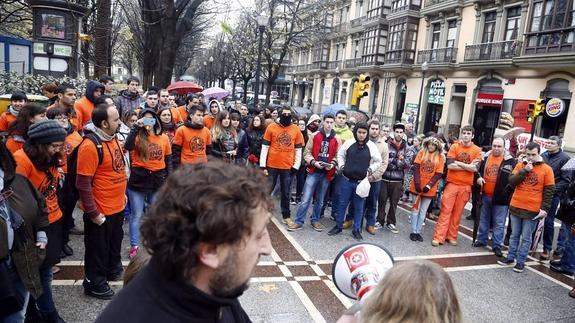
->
<box><xmin>143</xmin><ymin>118</ymin><xmax>156</xmax><ymax>126</ymax></box>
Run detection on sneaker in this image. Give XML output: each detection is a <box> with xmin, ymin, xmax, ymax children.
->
<box><xmin>553</xmin><ymin>249</ymin><xmax>564</xmax><ymax>258</ymax></box>
<box><xmin>366</xmin><ymin>226</ymin><xmax>376</xmax><ymax>235</ymax></box>
<box><xmin>107</xmin><ymin>271</ymin><xmax>124</xmax><ymax>282</ymax></box>
<box><xmin>550</xmin><ymin>259</ymin><xmax>562</xmax><ymax>267</ymax></box>
<box><xmin>290</xmin><ymin>199</ymin><xmax>297</xmax><ymax>205</ymax></box>
<box><xmin>540</xmin><ymin>250</ymin><xmax>550</xmax><ymax>261</ymax></box>
<box><xmin>550</xmin><ymin>264</ymin><xmax>575</xmax><ymax>276</ymax></box>
<box><xmin>493</xmin><ymin>247</ymin><xmax>503</xmax><ymax>258</ymax></box>
<box><xmin>129</xmin><ymin>246</ymin><xmax>139</xmax><ymax>260</ymax></box>
<box><xmin>352</xmin><ymin>230</ymin><xmax>363</xmax><ymax>241</ymax></box>
<box><xmin>84</xmin><ymin>283</ymin><xmax>115</xmax><ymax>300</ymax></box>
<box><xmin>327</xmin><ymin>226</ymin><xmax>342</xmax><ymax>236</ymax></box>
<box><xmin>311</xmin><ymin>223</ymin><xmax>323</xmax><ymax>232</ymax></box>
<box><xmin>513</xmin><ymin>263</ymin><xmax>525</xmax><ymax>273</ymax></box>
<box><xmin>342</xmin><ymin>220</ymin><xmax>353</xmax><ymax>230</ymax></box>
<box><xmin>408</xmin><ymin>215</ymin><xmax>411</xmax><ymax>223</ymax></box>
<box><xmin>473</xmin><ymin>241</ymin><xmax>487</xmax><ymax>248</ymax></box>
<box><xmin>62</xmin><ymin>244</ymin><xmax>74</xmax><ymax>256</ymax></box>
<box><xmin>386</xmin><ymin>223</ymin><xmax>399</xmax><ymax>234</ymax></box>
<box><xmin>283</xmin><ymin>218</ymin><xmax>295</xmax><ymax>227</ymax></box>
<box><xmin>52</xmin><ymin>266</ymin><xmax>60</xmax><ymax>274</ymax></box>
<box><xmin>409</xmin><ymin>233</ymin><xmax>417</xmax><ymax>241</ymax></box>
<box><xmin>498</xmin><ymin>258</ymin><xmax>515</xmax><ymax>267</ymax></box>
<box><xmin>287</xmin><ymin>223</ymin><xmax>303</xmax><ymax>231</ymax></box>
<box><xmin>431</xmin><ymin>240</ymin><xmax>440</xmax><ymax>247</ymax></box>
<box><xmin>446</xmin><ymin>239</ymin><xmax>458</xmax><ymax>246</ymax></box>
<box><xmin>374</xmin><ymin>222</ymin><xmax>383</xmax><ymax>230</ymax></box>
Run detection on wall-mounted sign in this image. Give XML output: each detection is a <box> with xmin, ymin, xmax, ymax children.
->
<box><xmin>428</xmin><ymin>79</ymin><xmax>445</xmax><ymax>104</ymax></box>
<box><xmin>476</xmin><ymin>92</ymin><xmax>503</xmax><ymax>107</ymax></box>
<box><xmin>33</xmin><ymin>42</ymin><xmax>72</xmax><ymax>57</ymax></box>
<box><xmin>545</xmin><ymin>98</ymin><xmax>565</xmax><ymax>117</ymax></box>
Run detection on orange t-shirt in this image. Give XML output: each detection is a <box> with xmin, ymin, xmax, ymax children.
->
<box><xmin>263</xmin><ymin>123</ymin><xmax>305</xmax><ymax>170</ymax></box>
<box><xmin>77</xmin><ymin>138</ymin><xmax>127</xmax><ymax>215</ymax></box>
<box><xmin>446</xmin><ymin>142</ymin><xmax>482</xmax><ymax>186</ymax></box>
<box><xmin>13</xmin><ymin>150</ymin><xmax>62</xmax><ymax>224</ymax></box>
<box><xmin>410</xmin><ymin>151</ymin><xmax>445</xmax><ymax>197</ymax></box>
<box><xmin>204</xmin><ymin>115</ymin><xmax>215</xmax><ymax>129</ymax></box>
<box><xmin>171</xmin><ymin>106</ymin><xmax>187</xmax><ymax>125</ymax></box>
<box><xmin>0</xmin><ymin>112</ymin><xmax>16</xmax><ymax>132</ymax></box>
<box><xmin>6</xmin><ymin>137</ymin><xmax>24</xmax><ymax>154</ymax></box>
<box><xmin>130</xmin><ymin>133</ymin><xmax>172</xmax><ymax>171</ymax></box>
<box><xmin>510</xmin><ymin>162</ymin><xmax>555</xmax><ymax>213</ymax></box>
<box><xmin>173</xmin><ymin>126</ymin><xmax>212</xmax><ymax>164</ymax></box>
<box><xmin>482</xmin><ymin>154</ymin><xmax>504</xmax><ymax>197</ymax></box>
<box><xmin>74</xmin><ymin>96</ymin><xmax>95</xmax><ymax>130</ymax></box>
<box><xmin>61</xmin><ymin>131</ymin><xmax>83</xmax><ymax>173</ymax></box>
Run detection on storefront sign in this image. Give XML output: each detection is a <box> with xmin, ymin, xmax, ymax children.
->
<box><xmin>476</xmin><ymin>92</ymin><xmax>503</xmax><ymax>107</ymax></box>
<box><xmin>427</xmin><ymin>79</ymin><xmax>445</xmax><ymax>105</ymax></box>
<box><xmin>511</xmin><ymin>100</ymin><xmax>533</xmax><ymax>133</ymax></box>
<box><xmin>545</xmin><ymin>98</ymin><xmax>565</xmax><ymax>117</ymax></box>
<box><xmin>402</xmin><ymin>103</ymin><xmax>419</xmax><ymax>124</ymax></box>
<box><xmin>517</xmin><ymin>133</ymin><xmax>565</xmax><ymax>154</ymax></box>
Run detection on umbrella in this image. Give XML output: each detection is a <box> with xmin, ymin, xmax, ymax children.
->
<box><xmin>201</xmin><ymin>87</ymin><xmax>230</xmax><ymax>101</ymax></box>
<box><xmin>293</xmin><ymin>106</ymin><xmax>312</xmax><ymax>118</ymax></box>
<box><xmin>561</xmin><ymin>157</ymin><xmax>575</xmax><ymax>171</ymax></box>
<box><xmin>166</xmin><ymin>81</ymin><xmax>203</xmax><ymax>95</ymax></box>
<box><xmin>471</xmin><ymin>183</ymin><xmax>483</xmax><ymax>244</ymax></box>
<box><xmin>322</xmin><ymin>103</ymin><xmax>348</xmax><ymax>117</ymax></box>
<box><xmin>530</xmin><ymin>217</ymin><xmax>545</xmax><ymax>252</ymax></box>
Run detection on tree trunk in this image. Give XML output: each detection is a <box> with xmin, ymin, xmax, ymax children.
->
<box><xmin>242</xmin><ymin>78</ymin><xmax>250</xmax><ymax>103</ymax></box>
<box><xmin>94</xmin><ymin>0</ymin><xmax>111</xmax><ymax>78</ymax></box>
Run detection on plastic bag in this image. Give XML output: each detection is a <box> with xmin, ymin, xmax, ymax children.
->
<box><xmin>356</xmin><ymin>177</ymin><xmax>371</xmax><ymax>198</ymax></box>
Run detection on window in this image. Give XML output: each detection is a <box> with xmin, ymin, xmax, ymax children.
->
<box><xmin>368</xmin><ymin>0</ymin><xmax>388</xmax><ymax>18</ymax></box>
<box><xmin>391</xmin><ymin>0</ymin><xmax>407</xmax><ymax>11</ymax></box>
<box><xmin>505</xmin><ymin>6</ymin><xmax>521</xmax><ymax>41</ymax></box>
<box><xmin>354</xmin><ymin>39</ymin><xmax>361</xmax><ymax>58</ymax></box>
<box><xmin>446</xmin><ymin>20</ymin><xmax>457</xmax><ymax>47</ymax></box>
<box><xmin>362</xmin><ymin>27</ymin><xmax>387</xmax><ymax>65</ymax></box>
<box><xmin>386</xmin><ymin>18</ymin><xmax>418</xmax><ymax>63</ymax></box>
<box><xmin>357</xmin><ymin>0</ymin><xmax>364</xmax><ymax>18</ymax></box>
<box><xmin>525</xmin><ymin>0</ymin><xmax>575</xmax><ymax>52</ymax></box>
<box><xmin>482</xmin><ymin>12</ymin><xmax>497</xmax><ymax>43</ymax></box>
<box><xmin>431</xmin><ymin>23</ymin><xmax>441</xmax><ymax>48</ymax></box>
<box><xmin>389</xmin><ymin>22</ymin><xmax>405</xmax><ymax>51</ymax></box>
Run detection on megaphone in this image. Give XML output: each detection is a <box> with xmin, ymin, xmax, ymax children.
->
<box><xmin>332</xmin><ymin>243</ymin><xmax>394</xmax><ymax>301</ymax></box>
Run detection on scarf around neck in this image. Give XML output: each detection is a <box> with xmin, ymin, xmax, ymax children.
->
<box><xmin>9</xmin><ymin>106</ymin><xmax>20</xmax><ymax>117</ymax></box>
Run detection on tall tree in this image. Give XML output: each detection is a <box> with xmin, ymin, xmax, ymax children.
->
<box><xmin>226</xmin><ymin>15</ymin><xmax>258</xmax><ymax>103</ymax></box>
<box><xmin>94</xmin><ymin>0</ymin><xmax>112</xmax><ymax>77</ymax></box>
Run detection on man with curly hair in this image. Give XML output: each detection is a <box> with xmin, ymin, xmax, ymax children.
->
<box><xmin>96</xmin><ymin>162</ymin><xmax>273</xmax><ymax>322</ymax></box>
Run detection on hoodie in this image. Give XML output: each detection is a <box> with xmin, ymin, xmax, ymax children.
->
<box><xmin>74</xmin><ymin>80</ymin><xmax>105</xmax><ymax>130</ymax></box>
<box><xmin>115</xmin><ymin>89</ymin><xmax>144</xmax><ymax>117</ymax></box>
<box><xmin>204</xmin><ymin>100</ymin><xmax>221</xmax><ymax>129</ymax></box>
<box><xmin>334</xmin><ymin>124</ymin><xmax>354</xmax><ymax>142</ymax></box>
<box><xmin>337</xmin><ymin>126</ymin><xmax>382</xmax><ymax>181</ymax></box>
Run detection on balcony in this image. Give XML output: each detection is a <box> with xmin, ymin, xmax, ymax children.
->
<box><xmin>327</xmin><ymin>60</ymin><xmax>341</xmax><ymax>69</ymax></box>
<box><xmin>344</xmin><ymin>58</ymin><xmax>362</xmax><ymax>68</ymax></box>
<box><xmin>310</xmin><ymin>61</ymin><xmax>328</xmax><ymax>70</ymax></box>
<box><xmin>417</xmin><ymin>47</ymin><xmax>458</xmax><ymax>64</ymax></box>
<box><xmin>385</xmin><ymin>50</ymin><xmax>415</xmax><ymax>65</ymax></box>
<box><xmin>464</xmin><ymin>41</ymin><xmax>521</xmax><ymax>62</ymax></box>
<box><xmin>358</xmin><ymin>56</ymin><xmax>384</xmax><ymax>67</ymax></box>
<box><xmin>350</xmin><ymin>17</ymin><xmax>365</xmax><ymax>28</ymax></box>
<box><xmin>420</xmin><ymin>0</ymin><xmax>461</xmax><ymax>16</ymax></box>
<box><xmin>331</xmin><ymin>23</ymin><xmax>349</xmax><ymax>34</ymax></box>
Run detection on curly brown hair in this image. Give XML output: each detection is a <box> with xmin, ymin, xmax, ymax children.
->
<box><xmin>140</xmin><ymin>161</ymin><xmax>272</xmax><ymax>280</ymax></box>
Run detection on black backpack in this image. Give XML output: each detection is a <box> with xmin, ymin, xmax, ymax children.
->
<box><xmin>59</xmin><ymin>132</ymin><xmax>103</xmax><ymax>217</ymax></box>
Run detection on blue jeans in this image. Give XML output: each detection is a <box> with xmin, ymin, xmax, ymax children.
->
<box><xmin>364</xmin><ymin>181</ymin><xmax>382</xmax><ymax>227</ymax></box>
<box><xmin>127</xmin><ymin>189</ymin><xmax>156</xmax><ymax>247</ymax></box>
<box><xmin>295</xmin><ymin>172</ymin><xmax>330</xmax><ymax>225</ymax></box>
<box><xmin>543</xmin><ymin>195</ymin><xmax>560</xmax><ymax>252</ymax></box>
<box><xmin>2</xmin><ymin>259</ymin><xmax>30</xmax><ymax>323</ymax></box>
<box><xmin>322</xmin><ymin>174</ymin><xmax>343</xmax><ymax>219</ymax></box>
<box><xmin>559</xmin><ymin>226</ymin><xmax>575</xmax><ymax>271</ymax></box>
<box><xmin>336</xmin><ymin>178</ymin><xmax>366</xmax><ymax>232</ymax></box>
<box><xmin>36</xmin><ymin>266</ymin><xmax>55</xmax><ymax>314</ymax></box>
<box><xmin>411</xmin><ymin>197</ymin><xmax>432</xmax><ymax>234</ymax></box>
<box><xmin>268</xmin><ymin>168</ymin><xmax>293</xmax><ymax>218</ymax></box>
<box><xmin>507</xmin><ymin>214</ymin><xmax>539</xmax><ymax>265</ymax></box>
<box><xmin>476</xmin><ymin>196</ymin><xmax>509</xmax><ymax>249</ymax></box>
<box><xmin>556</xmin><ymin>222</ymin><xmax>570</xmax><ymax>253</ymax></box>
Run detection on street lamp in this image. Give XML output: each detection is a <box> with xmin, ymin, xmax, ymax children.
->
<box><xmin>203</xmin><ymin>61</ymin><xmax>207</xmax><ymax>87</ymax></box>
<box><xmin>415</xmin><ymin>61</ymin><xmax>428</xmax><ymax>134</ymax></box>
<box><xmin>208</xmin><ymin>56</ymin><xmax>214</xmax><ymax>88</ymax></box>
<box><xmin>254</xmin><ymin>12</ymin><xmax>268</xmax><ymax>109</ymax></box>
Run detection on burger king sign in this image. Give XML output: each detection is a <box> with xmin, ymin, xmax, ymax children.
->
<box><xmin>545</xmin><ymin>98</ymin><xmax>565</xmax><ymax>117</ymax></box>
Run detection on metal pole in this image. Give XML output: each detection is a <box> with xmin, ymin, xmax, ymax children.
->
<box><xmin>415</xmin><ymin>71</ymin><xmax>425</xmax><ymax>134</ymax></box>
<box><xmin>254</xmin><ymin>25</ymin><xmax>264</xmax><ymax>110</ymax></box>
<box><xmin>530</xmin><ymin>116</ymin><xmax>537</xmax><ymax>141</ymax></box>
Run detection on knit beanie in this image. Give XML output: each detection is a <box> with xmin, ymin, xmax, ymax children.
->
<box><xmin>27</xmin><ymin>120</ymin><xmax>67</xmax><ymax>144</ymax></box>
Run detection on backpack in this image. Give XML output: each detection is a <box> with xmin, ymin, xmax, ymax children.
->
<box><xmin>59</xmin><ymin>132</ymin><xmax>103</xmax><ymax>217</ymax></box>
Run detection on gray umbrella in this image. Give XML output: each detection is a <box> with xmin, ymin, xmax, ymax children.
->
<box><xmin>562</xmin><ymin>157</ymin><xmax>575</xmax><ymax>171</ymax></box>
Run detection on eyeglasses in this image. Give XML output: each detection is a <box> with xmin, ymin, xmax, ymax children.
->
<box><xmin>54</xmin><ymin>116</ymin><xmax>67</xmax><ymax>121</ymax></box>
<box><xmin>49</xmin><ymin>143</ymin><xmax>64</xmax><ymax>149</ymax></box>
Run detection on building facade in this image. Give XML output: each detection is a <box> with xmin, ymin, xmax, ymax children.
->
<box><xmin>287</xmin><ymin>0</ymin><xmax>575</xmax><ymax>152</ymax></box>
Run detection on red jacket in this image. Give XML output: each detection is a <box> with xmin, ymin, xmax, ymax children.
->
<box><xmin>306</xmin><ymin>129</ymin><xmax>339</xmax><ymax>181</ymax></box>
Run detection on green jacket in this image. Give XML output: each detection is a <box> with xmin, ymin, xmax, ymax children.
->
<box><xmin>334</xmin><ymin>125</ymin><xmax>353</xmax><ymax>142</ymax></box>
<box><xmin>1</xmin><ymin>173</ymin><xmax>48</xmax><ymax>299</ymax></box>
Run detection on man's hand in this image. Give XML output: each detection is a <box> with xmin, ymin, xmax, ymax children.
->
<box><xmin>36</xmin><ymin>242</ymin><xmax>46</xmax><ymax>249</ymax></box>
<box><xmin>314</xmin><ymin>161</ymin><xmax>325</xmax><ymax>169</ymax></box>
<box><xmin>477</xmin><ymin>177</ymin><xmax>486</xmax><ymax>186</ymax></box>
<box><xmin>533</xmin><ymin>209</ymin><xmax>547</xmax><ymax>220</ymax></box>
<box><xmin>261</xmin><ymin>168</ymin><xmax>269</xmax><ymax>176</ymax></box>
<box><xmin>525</xmin><ymin>161</ymin><xmax>534</xmax><ymax>172</ymax></box>
<box><xmin>91</xmin><ymin>213</ymin><xmax>106</xmax><ymax>226</ymax></box>
<box><xmin>325</xmin><ymin>163</ymin><xmax>334</xmax><ymax>171</ymax></box>
<box><xmin>398</xmin><ymin>154</ymin><xmax>404</xmax><ymax>160</ymax></box>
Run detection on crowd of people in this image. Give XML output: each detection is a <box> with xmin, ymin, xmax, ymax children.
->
<box><xmin>0</xmin><ymin>75</ymin><xmax>574</xmax><ymax>322</ymax></box>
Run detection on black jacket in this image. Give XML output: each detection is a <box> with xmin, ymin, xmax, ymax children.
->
<box><xmin>96</xmin><ymin>261</ymin><xmax>252</xmax><ymax>323</ymax></box>
<box><xmin>382</xmin><ymin>139</ymin><xmax>410</xmax><ymax>182</ymax></box>
<box><xmin>542</xmin><ymin>149</ymin><xmax>571</xmax><ymax>196</ymax></box>
<box><xmin>557</xmin><ymin>179</ymin><xmax>575</xmax><ymax>225</ymax></box>
<box><xmin>478</xmin><ymin>152</ymin><xmax>517</xmax><ymax>205</ymax></box>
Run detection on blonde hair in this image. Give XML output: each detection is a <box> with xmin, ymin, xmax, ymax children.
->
<box><xmin>123</xmin><ymin>249</ymin><xmax>151</xmax><ymax>286</ymax></box>
<box><xmin>360</xmin><ymin>260</ymin><xmax>462</xmax><ymax>323</ymax></box>
<box><xmin>211</xmin><ymin>110</ymin><xmax>237</xmax><ymax>144</ymax></box>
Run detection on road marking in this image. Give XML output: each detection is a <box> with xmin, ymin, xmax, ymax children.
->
<box><xmin>526</xmin><ymin>267</ymin><xmax>574</xmax><ymax>290</ymax></box>
<box><xmin>289</xmin><ymin>281</ymin><xmax>326</xmax><ymax>323</ymax></box>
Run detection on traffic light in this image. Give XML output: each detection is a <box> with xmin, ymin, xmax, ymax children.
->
<box><xmin>351</xmin><ymin>74</ymin><xmax>371</xmax><ymax>106</ymax></box>
<box><xmin>527</xmin><ymin>97</ymin><xmax>547</xmax><ymax>123</ymax></box>
<box><xmin>527</xmin><ymin>102</ymin><xmax>535</xmax><ymax>123</ymax></box>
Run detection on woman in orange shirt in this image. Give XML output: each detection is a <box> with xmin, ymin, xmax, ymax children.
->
<box><xmin>124</xmin><ymin>108</ymin><xmax>172</xmax><ymax>259</ymax></box>
<box><xmin>410</xmin><ymin>136</ymin><xmax>445</xmax><ymax>242</ymax></box>
<box><xmin>13</xmin><ymin>120</ymin><xmax>66</xmax><ymax>321</ymax></box>
<box><xmin>5</xmin><ymin>104</ymin><xmax>47</xmax><ymax>154</ymax></box>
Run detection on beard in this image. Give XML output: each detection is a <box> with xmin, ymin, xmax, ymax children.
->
<box><xmin>209</xmin><ymin>251</ymin><xmax>251</xmax><ymax>299</ymax></box>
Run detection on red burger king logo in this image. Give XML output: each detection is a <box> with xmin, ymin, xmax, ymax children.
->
<box><xmin>545</xmin><ymin>98</ymin><xmax>565</xmax><ymax>118</ymax></box>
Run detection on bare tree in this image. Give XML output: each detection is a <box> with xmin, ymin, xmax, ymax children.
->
<box><xmin>226</xmin><ymin>14</ymin><xmax>259</xmax><ymax>103</ymax></box>
<box><xmin>94</xmin><ymin>0</ymin><xmax>111</xmax><ymax>77</ymax></box>
<box><xmin>0</xmin><ymin>0</ymin><xmax>32</xmax><ymax>38</ymax></box>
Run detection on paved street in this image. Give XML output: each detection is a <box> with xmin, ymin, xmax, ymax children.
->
<box><xmin>53</xmin><ymin>203</ymin><xmax>575</xmax><ymax>323</ymax></box>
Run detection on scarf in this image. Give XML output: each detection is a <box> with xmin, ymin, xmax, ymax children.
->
<box><xmin>162</xmin><ymin>122</ymin><xmax>175</xmax><ymax>132</ymax></box>
<box><xmin>93</xmin><ymin>126</ymin><xmax>116</xmax><ymax>142</ymax></box>
<box><xmin>9</xmin><ymin>106</ymin><xmax>19</xmax><ymax>117</ymax></box>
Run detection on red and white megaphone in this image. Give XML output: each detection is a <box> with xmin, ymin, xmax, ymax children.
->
<box><xmin>332</xmin><ymin>243</ymin><xmax>394</xmax><ymax>301</ymax></box>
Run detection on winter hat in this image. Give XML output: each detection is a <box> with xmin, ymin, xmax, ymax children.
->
<box><xmin>422</xmin><ymin>136</ymin><xmax>442</xmax><ymax>150</ymax></box>
<box><xmin>393</xmin><ymin>122</ymin><xmax>406</xmax><ymax>131</ymax></box>
<box><xmin>27</xmin><ymin>120</ymin><xmax>67</xmax><ymax>144</ymax></box>
<box><xmin>307</xmin><ymin>114</ymin><xmax>321</xmax><ymax>126</ymax></box>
